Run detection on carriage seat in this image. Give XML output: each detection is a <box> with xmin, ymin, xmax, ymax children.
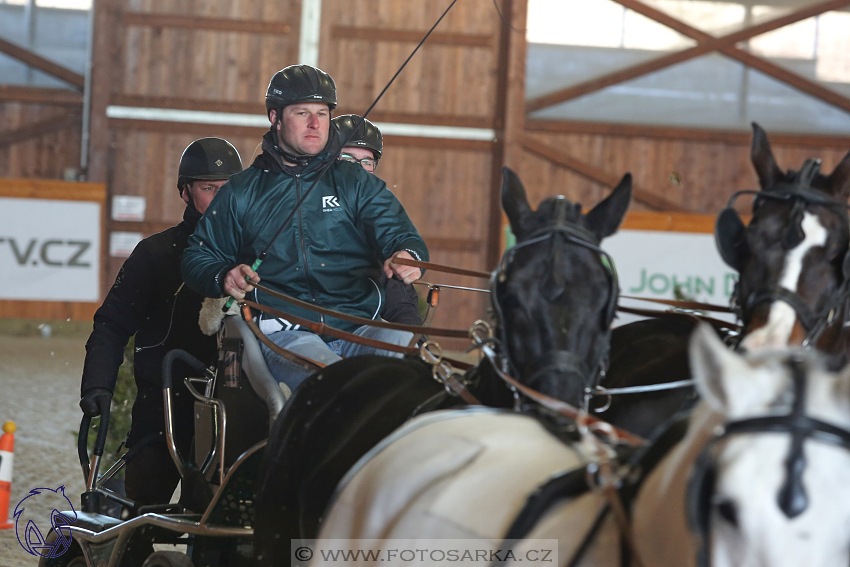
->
<box><xmin>221</xmin><ymin>314</ymin><xmax>290</xmax><ymax>426</ymax></box>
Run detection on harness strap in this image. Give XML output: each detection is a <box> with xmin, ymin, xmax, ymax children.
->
<box><xmin>743</xmin><ymin>287</ymin><xmax>819</xmax><ymax>331</ymax></box>
<box><xmin>444</xmin><ymin>373</ymin><xmax>483</xmax><ymax>405</ymax></box>
<box><xmin>241</xmin><ymin>298</ymin><xmax>475</xmax><ymax>371</ymax></box>
<box><xmin>566</xmin><ymin>505</ymin><xmax>611</xmax><ymax>567</ymax></box>
<box><xmin>391</xmin><ymin>254</ymin><xmax>492</xmax><ymax>279</ymax></box>
<box><xmin>251</xmin><ymin>281</ymin><xmax>469</xmax><ymax>338</ymax></box>
<box><xmin>601</xmin><ymin>475</ymin><xmax>646</xmax><ymax>567</ymax></box>
<box><xmin>491</xmin><ymin>468</ymin><xmax>597</xmax><ymax>567</ymax></box>
<box><xmin>481</xmin><ymin>345</ymin><xmax>645</xmax><ymax>446</ymax></box>
<box><xmin>243</xmin><ymin>298</ymin><xmax>419</xmax><ymax>355</ymax></box>
<box><xmin>617</xmin><ymin>306</ymin><xmax>738</xmax><ymax>332</ymax></box>
<box><xmin>501</xmin><ymin>468</ymin><xmax>591</xmax><ymax>541</ymax></box>
<box><xmin>619</xmin><ymin>295</ymin><xmax>734</xmax><ymax>314</ymax></box>
<box><xmin>240</xmin><ymin>305</ymin><xmax>325</xmax><ymax>371</ymax></box>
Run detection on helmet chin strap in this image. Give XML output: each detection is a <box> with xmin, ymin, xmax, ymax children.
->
<box><xmin>271</xmin><ymin>117</ymin><xmax>314</xmax><ymax>168</ymax></box>
<box><xmin>179</xmin><ymin>180</ymin><xmax>199</xmax><ymax>212</ymax></box>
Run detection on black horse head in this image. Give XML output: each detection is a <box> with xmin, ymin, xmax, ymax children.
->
<box><xmin>493</xmin><ymin>167</ymin><xmax>632</xmax><ymax>406</ymax></box>
<box><xmin>717</xmin><ymin>123</ymin><xmax>850</xmax><ymax>352</ymax></box>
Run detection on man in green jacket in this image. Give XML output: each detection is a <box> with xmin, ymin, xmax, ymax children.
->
<box><xmin>181</xmin><ymin>65</ymin><xmax>428</xmax><ymax>391</ymax></box>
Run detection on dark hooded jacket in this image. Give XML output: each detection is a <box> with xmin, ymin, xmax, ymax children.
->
<box><xmin>181</xmin><ymin>130</ymin><xmax>428</xmax><ymax>336</ymax></box>
<box><xmin>81</xmin><ymin>207</ymin><xmax>217</xmax><ymax>445</ymax></box>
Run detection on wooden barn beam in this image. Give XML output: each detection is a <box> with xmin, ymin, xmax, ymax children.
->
<box><xmin>111</xmin><ymin>95</ymin><xmax>495</xmax><ymax>128</ymax></box>
<box><xmin>0</xmin><ymin>37</ymin><xmax>85</xmax><ymax>89</ymax></box>
<box><xmin>112</xmin><ymin>94</ymin><xmax>264</xmax><ymax>115</ymax></box>
<box><xmin>0</xmin><ymin>85</ymin><xmax>83</xmax><ymax>105</ymax></box>
<box><xmin>525</xmin><ymin>118</ymin><xmax>850</xmax><ymax>149</ymax></box>
<box><xmin>0</xmin><ymin>112</ymin><xmax>80</xmax><ymax>149</ymax></box>
<box><xmin>87</xmin><ymin>0</ymin><xmax>121</xmax><ymax>186</ymax></box>
<box><xmin>122</xmin><ymin>12</ymin><xmax>293</xmax><ymax>35</ymax></box>
<box><xmin>491</xmin><ymin>0</ymin><xmax>529</xmax><ymax>266</ymax></box>
<box><xmin>518</xmin><ymin>133</ymin><xmax>688</xmax><ymax>212</ymax></box>
<box><xmin>108</xmin><ymin>118</ymin><xmax>265</xmax><ymax>138</ymax></box>
<box><xmin>618</xmin><ymin>0</ymin><xmax>850</xmax><ymax>115</ymax></box>
<box><xmin>335</xmin><ymin>109</ymin><xmax>494</xmax><ymax>129</ymax></box>
<box><xmin>331</xmin><ymin>26</ymin><xmax>492</xmax><ymax>47</ymax></box>
<box><xmin>526</xmin><ymin>0</ymin><xmax>850</xmax><ymax>115</ymax></box>
<box><xmin>383</xmin><ymin>136</ymin><xmax>493</xmax><ymax>151</ymax></box>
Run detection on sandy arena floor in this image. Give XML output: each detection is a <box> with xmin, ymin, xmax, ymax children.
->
<box><xmin>0</xmin><ymin>322</ymin><xmax>481</xmax><ymax>567</ymax></box>
<box><xmin>0</xmin><ymin>331</ymin><xmax>88</xmax><ymax>567</ymax></box>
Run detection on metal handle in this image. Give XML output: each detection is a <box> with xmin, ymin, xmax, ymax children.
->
<box><xmin>162</xmin><ymin>349</ymin><xmax>209</xmax><ymax>478</ymax></box>
<box><xmin>78</xmin><ymin>396</ymin><xmax>110</xmax><ymax>489</ymax></box>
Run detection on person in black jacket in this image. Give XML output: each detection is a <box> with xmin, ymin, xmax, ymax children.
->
<box><xmin>79</xmin><ymin>138</ymin><xmax>243</xmax><ymax>505</ymax></box>
<box><xmin>332</xmin><ymin>114</ymin><xmax>423</xmax><ymax>326</ymax></box>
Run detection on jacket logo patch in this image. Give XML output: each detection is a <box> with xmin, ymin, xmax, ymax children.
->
<box><xmin>322</xmin><ymin>196</ymin><xmax>341</xmax><ymax>212</ymax></box>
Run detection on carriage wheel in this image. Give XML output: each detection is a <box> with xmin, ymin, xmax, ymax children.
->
<box><xmin>140</xmin><ymin>551</ymin><xmax>195</xmax><ymax>567</ymax></box>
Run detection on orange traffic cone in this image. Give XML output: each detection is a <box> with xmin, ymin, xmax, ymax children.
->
<box><xmin>0</xmin><ymin>421</ymin><xmax>16</xmax><ymax>530</ymax></box>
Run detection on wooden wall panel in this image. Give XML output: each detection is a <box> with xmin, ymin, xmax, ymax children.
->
<box><xmin>102</xmin><ymin>126</ymin><xmax>264</xmax><ymax>288</ymax></box>
<box><xmin>0</xmin><ymin>301</ymin><xmax>97</xmax><ymax>321</ymax></box>
<box><xmin>313</xmin><ymin>0</ymin><xmax>507</xmax><ymax>332</ymax></box>
<box><xmin>318</xmin><ymin>0</ymin><xmax>499</xmax><ymax>120</ymax></box>
<box><xmin>517</xmin><ymin>128</ymin><xmax>850</xmax><ymax>216</ymax></box>
<box><xmin>378</xmin><ymin>138</ymin><xmax>492</xmax><ymax>255</ymax></box>
<box><xmin>86</xmin><ymin>0</ymin><xmax>520</xmax><ymax>334</ymax></box>
<box><xmin>0</xmin><ymin>101</ymin><xmax>82</xmax><ymax>179</ymax></box>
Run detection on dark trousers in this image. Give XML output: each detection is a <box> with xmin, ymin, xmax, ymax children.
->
<box><xmin>124</xmin><ymin>381</ymin><xmax>195</xmax><ymax>506</ymax></box>
<box><xmin>124</xmin><ymin>438</ymin><xmax>182</xmax><ymax>506</ymax></box>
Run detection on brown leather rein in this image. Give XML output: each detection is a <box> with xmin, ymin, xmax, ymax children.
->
<box><xmin>234</xmin><ymin>254</ymin><xmax>737</xmax><ymax>404</ymax></box>
<box><xmin>249</xmin><ymin>281</ymin><xmax>469</xmax><ymax>338</ymax></box>
<box><xmin>391</xmin><ymin>255</ymin><xmax>737</xmax><ymax>318</ymax></box>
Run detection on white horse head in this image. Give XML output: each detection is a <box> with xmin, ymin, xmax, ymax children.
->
<box><xmin>686</xmin><ymin>324</ymin><xmax>850</xmax><ymax>567</ymax></box>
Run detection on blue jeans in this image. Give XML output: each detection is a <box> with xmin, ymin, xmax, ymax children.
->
<box><xmin>259</xmin><ymin>326</ymin><xmax>414</xmax><ymax>393</ymax></box>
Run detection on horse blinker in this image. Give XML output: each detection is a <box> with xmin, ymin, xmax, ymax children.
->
<box><xmin>715</xmin><ymin>207</ymin><xmax>746</xmax><ymax>271</ymax></box>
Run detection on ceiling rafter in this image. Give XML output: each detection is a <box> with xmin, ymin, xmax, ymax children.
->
<box><xmin>526</xmin><ymin>0</ymin><xmax>850</xmax><ymax>115</ymax></box>
<box><xmin>0</xmin><ymin>112</ymin><xmax>80</xmax><ymax>149</ymax></box>
<box><xmin>0</xmin><ymin>85</ymin><xmax>83</xmax><ymax>105</ymax></box>
<box><xmin>518</xmin><ymin>133</ymin><xmax>688</xmax><ymax>212</ymax></box>
<box><xmin>0</xmin><ymin>36</ymin><xmax>85</xmax><ymax>89</ymax></box>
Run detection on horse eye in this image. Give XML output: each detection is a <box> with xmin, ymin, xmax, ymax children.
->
<box><xmin>715</xmin><ymin>499</ymin><xmax>739</xmax><ymax>528</ymax></box>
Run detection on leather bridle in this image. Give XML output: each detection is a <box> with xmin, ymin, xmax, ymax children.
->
<box><xmin>722</xmin><ymin>183</ymin><xmax>850</xmax><ymax>348</ymax></box>
<box><xmin>686</xmin><ymin>356</ymin><xmax>850</xmax><ymax>567</ymax></box>
<box><xmin>489</xmin><ymin>206</ymin><xmax>619</xmax><ymax>398</ymax></box>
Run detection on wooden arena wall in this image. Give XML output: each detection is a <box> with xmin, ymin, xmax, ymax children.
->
<box><xmin>0</xmin><ymin>98</ymin><xmax>82</xmax><ymax>180</ymax></box>
<box><xmin>514</xmin><ymin>121</ymin><xmax>850</xmax><ymax>218</ymax></box>
<box><xmin>3</xmin><ymin>0</ymin><xmax>850</xmax><ymax>332</ymax></box>
<box><xmin>82</xmin><ymin>0</ymin><xmax>525</xmax><ymax>337</ymax></box>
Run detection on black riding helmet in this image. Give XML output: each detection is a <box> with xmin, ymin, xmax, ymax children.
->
<box><xmin>333</xmin><ymin>114</ymin><xmax>383</xmax><ymax>160</ymax></box>
<box><xmin>265</xmin><ymin>65</ymin><xmax>337</xmax><ymax>114</ymax></box>
<box><xmin>177</xmin><ymin>137</ymin><xmax>243</xmax><ymax>196</ymax></box>
<box><xmin>265</xmin><ymin>65</ymin><xmax>337</xmax><ymax>166</ymax></box>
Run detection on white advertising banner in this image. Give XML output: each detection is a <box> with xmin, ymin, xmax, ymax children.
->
<box><xmin>0</xmin><ymin>197</ymin><xmax>101</xmax><ymax>302</ymax></box>
<box><xmin>603</xmin><ymin>229</ymin><xmax>737</xmax><ymax>321</ymax></box>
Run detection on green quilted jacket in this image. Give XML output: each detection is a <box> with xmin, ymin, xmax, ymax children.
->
<box><xmin>181</xmin><ymin>143</ymin><xmax>428</xmax><ymax>335</ymax></box>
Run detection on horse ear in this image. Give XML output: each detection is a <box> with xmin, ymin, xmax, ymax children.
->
<box><xmin>751</xmin><ymin>122</ymin><xmax>784</xmax><ymax>191</ymax></box>
<box><xmin>689</xmin><ymin>324</ymin><xmax>779</xmax><ymax>418</ymax></box>
<box><xmin>501</xmin><ymin>167</ymin><xmax>532</xmax><ymax>237</ymax></box>
<box><xmin>828</xmin><ymin>150</ymin><xmax>850</xmax><ymax>202</ymax></box>
<box><xmin>585</xmin><ymin>173</ymin><xmax>632</xmax><ymax>240</ymax></box>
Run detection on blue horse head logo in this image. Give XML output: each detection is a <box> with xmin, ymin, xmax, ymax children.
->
<box><xmin>13</xmin><ymin>486</ymin><xmax>78</xmax><ymax>558</ymax></box>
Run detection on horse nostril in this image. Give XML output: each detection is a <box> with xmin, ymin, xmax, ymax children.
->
<box><xmin>715</xmin><ymin>499</ymin><xmax>739</xmax><ymax>528</ymax></box>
